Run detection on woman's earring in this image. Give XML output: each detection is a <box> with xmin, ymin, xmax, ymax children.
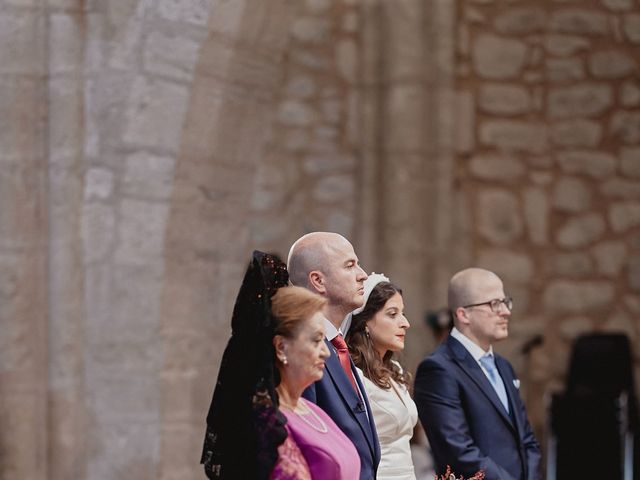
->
<box><xmin>365</xmin><ymin>328</ymin><xmax>370</xmax><ymax>338</ymax></box>
<box><xmin>281</xmin><ymin>356</ymin><xmax>288</xmax><ymax>365</ymax></box>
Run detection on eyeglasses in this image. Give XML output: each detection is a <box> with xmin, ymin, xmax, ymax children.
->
<box><xmin>462</xmin><ymin>297</ymin><xmax>513</xmax><ymax>313</ymax></box>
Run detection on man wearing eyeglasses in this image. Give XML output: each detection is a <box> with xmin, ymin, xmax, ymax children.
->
<box><xmin>414</xmin><ymin>268</ymin><xmax>542</xmax><ymax>480</ymax></box>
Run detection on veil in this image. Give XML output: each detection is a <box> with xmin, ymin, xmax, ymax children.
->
<box><xmin>201</xmin><ymin>251</ymin><xmax>289</xmax><ymax>479</ymax></box>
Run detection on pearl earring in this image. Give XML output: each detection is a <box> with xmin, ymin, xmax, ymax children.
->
<box><xmin>281</xmin><ymin>356</ymin><xmax>288</xmax><ymax>365</ymax></box>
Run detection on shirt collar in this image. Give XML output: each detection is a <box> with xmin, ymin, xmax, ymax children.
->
<box><xmin>450</xmin><ymin>327</ymin><xmax>493</xmax><ymax>362</ymax></box>
<box><xmin>324</xmin><ymin>314</ymin><xmax>351</xmax><ymax>340</ymax></box>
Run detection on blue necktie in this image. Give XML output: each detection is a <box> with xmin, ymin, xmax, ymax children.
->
<box><xmin>479</xmin><ymin>353</ymin><xmax>510</xmax><ymax>413</ymax></box>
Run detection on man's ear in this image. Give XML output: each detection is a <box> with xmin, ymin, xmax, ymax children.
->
<box><xmin>308</xmin><ymin>270</ymin><xmax>326</xmax><ymax>294</ymax></box>
<box><xmin>455</xmin><ymin>307</ymin><xmax>470</xmax><ymax>326</ymax></box>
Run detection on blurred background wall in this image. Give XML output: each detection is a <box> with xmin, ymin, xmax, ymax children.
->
<box><xmin>1</xmin><ymin>0</ymin><xmax>639</xmax><ymax>478</ymax></box>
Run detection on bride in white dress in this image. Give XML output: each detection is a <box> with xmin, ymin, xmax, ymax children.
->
<box><xmin>345</xmin><ymin>274</ymin><xmax>418</xmax><ymax>480</ymax></box>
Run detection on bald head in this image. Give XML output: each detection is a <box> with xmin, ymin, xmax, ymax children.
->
<box><xmin>448</xmin><ymin>268</ymin><xmax>503</xmax><ymax>313</ymax></box>
<box><xmin>287</xmin><ymin>232</ymin><xmax>349</xmax><ymax>287</ymax></box>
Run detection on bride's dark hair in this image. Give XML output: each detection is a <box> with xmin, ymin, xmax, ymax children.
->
<box><xmin>346</xmin><ymin>281</ymin><xmax>410</xmax><ymax>389</ymax></box>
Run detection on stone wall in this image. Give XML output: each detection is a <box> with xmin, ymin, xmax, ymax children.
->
<box><xmin>456</xmin><ymin>0</ymin><xmax>640</xmax><ymax>431</ymax></box>
<box><xmin>2</xmin><ymin>0</ymin><xmax>640</xmax><ymax>478</ymax></box>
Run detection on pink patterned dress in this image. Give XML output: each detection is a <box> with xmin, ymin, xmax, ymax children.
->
<box><xmin>271</xmin><ymin>399</ymin><xmax>360</xmax><ymax>480</ymax></box>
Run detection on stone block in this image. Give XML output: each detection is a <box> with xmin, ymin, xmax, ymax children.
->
<box><xmin>114</xmin><ymin>199</ymin><xmax>170</xmax><ymax>265</ymax></box>
<box><xmin>623</xmin><ymin>14</ymin><xmax>640</xmax><ymax>44</ymax></box>
<box><xmin>303</xmin><ymin>153</ymin><xmax>356</xmax><ymax>175</ymax></box>
<box><xmin>85</xmin><ymin>168</ymin><xmax>114</xmax><ymax>201</ymax></box>
<box><xmin>556</xmin><ymin>213</ymin><xmax>605</xmax><ymax>248</ymax></box>
<box><xmin>547</xmin><ymin>84</ymin><xmax>612</xmax><ymax>118</ymax></box>
<box><xmin>494</xmin><ymin>6</ymin><xmax>547</xmax><ymax>34</ymax></box>
<box><xmin>543</xmin><ymin>34</ymin><xmax>590</xmax><ymax>57</ymax></box>
<box><xmin>143</xmin><ymin>30</ymin><xmax>201</xmax><ymax>82</ymax></box>
<box><xmin>550</xmin><ymin>9</ymin><xmax>608</xmax><ymax>35</ymax></box>
<box><xmin>472</xmin><ymin>34</ymin><xmax>527</xmax><ymax>79</ymax></box>
<box><xmin>545</xmin><ymin>57</ymin><xmax>584</xmax><ymax>82</ymax></box>
<box><xmin>547</xmin><ymin>253</ymin><xmax>593</xmax><ymax>277</ymax></box>
<box><xmin>600</xmin><ymin>178</ymin><xmax>640</xmax><ymax>199</ymax></box>
<box><xmin>592</xmin><ymin>241</ymin><xmax>627</xmax><ymax>277</ymax></box>
<box><xmin>602</xmin><ymin>0</ymin><xmax>633</xmax><ymax>10</ymax></box>
<box><xmin>552</xmin><ymin>177</ymin><xmax>591</xmax><ymax>213</ymax></box>
<box><xmin>610</xmin><ymin>111</ymin><xmax>640</xmax><ymax>144</ymax></box>
<box><xmin>386</xmin><ymin>84</ymin><xmax>424</xmax><ymax>151</ymax></box>
<box><xmin>291</xmin><ymin>16</ymin><xmax>330</xmax><ymax>44</ymax></box>
<box><xmin>588</xmin><ymin>50</ymin><xmax>636</xmax><ymax>79</ymax></box>
<box><xmin>620</xmin><ymin>147</ymin><xmax>640</xmax><ymax>177</ymax></box>
<box><xmin>524</xmin><ymin>187</ymin><xmax>549</xmax><ymax>245</ymax></box>
<box><xmin>123</xmin><ymin>152</ymin><xmax>176</xmax><ymax>200</ymax></box>
<box><xmin>49</xmin><ymin>12</ymin><xmax>83</xmax><ymax>74</ymax></box>
<box><xmin>550</xmin><ymin>120</ymin><xmax>602</xmax><ymax>147</ymax></box>
<box><xmin>542</xmin><ymin>280</ymin><xmax>614</xmax><ymax>313</ymax></box>
<box><xmin>312</xmin><ymin>175</ymin><xmax>355</xmax><ymax>202</ymax></box>
<box><xmin>629</xmin><ymin>256</ymin><xmax>640</xmax><ymax>291</ymax></box>
<box><xmin>81</xmin><ymin>203</ymin><xmax>115</xmax><ymax>264</ymax></box>
<box><xmin>455</xmin><ymin>90</ymin><xmax>475</xmax><ymax>153</ymax></box>
<box><xmin>277</xmin><ymin>100</ymin><xmax>316</xmax><ymax>127</ymax></box>
<box><xmin>468</xmin><ymin>154</ymin><xmax>525</xmax><ymax>181</ymax></box>
<box><xmin>477</xmin><ymin>249</ymin><xmax>533</xmax><ymax>284</ymax></box>
<box><xmin>478</xmin><ymin>84</ymin><xmax>530</xmax><ymax>115</ymax></box>
<box><xmin>560</xmin><ymin>317</ymin><xmax>594</xmax><ymax>341</ymax></box>
<box><xmin>285</xmin><ymin>76</ymin><xmax>317</xmax><ymax>99</ymax></box>
<box><xmin>609</xmin><ymin>202</ymin><xmax>640</xmax><ymax>232</ymax></box>
<box><xmin>0</xmin><ymin>11</ymin><xmax>46</xmax><ymax>74</ymax></box>
<box><xmin>342</xmin><ymin>12</ymin><xmax>358</xmax><ymax>33</ymax></box>
<box><xmin>556</xmin><ymin>150</ymin><xmax>616</xmax><ymax>178</ymax></box>
<box><xmin>477</xmin><ymin>189</ymin><xmax>523</xmax><ymax>245</ymax></box>
<box><xmin>123</xmin><ymin>77</ymin><xmax>189</xmax><ymax>153</ymax></box>
<box><xmin>0</xmin><ymin>77</ymin><xmax>46</xmax><ymax>160</ymax></box>
<box><xmin>337</xmin><ymin>39</ymin><xmax>357</xmax><ymax>83</ymax></box>
<box><xmin>620</xmin><ymin>80</ymin><xmax>640</xmax><ymax>107</ymax></box>
<box><xmin>479</xmin><ymin>120</ymin><xmax>547</xmax><ymax>154</ymax></box>
<box><xmin>157</xmin><ymin>0</ymin><xmax>211</xmax><ymax>26</ymax></box>
<box><xmin>48</xmin><ymin>77</ymin><xmax>82</xmax><ymax>161</ymax></box>
<box><xmin>0</xmin><ymin>160</ymin><xmax>46</xmax><ymax>250</ymax></box>
<box><xmin>283</xmin><ymin>129</ymin><xmax>310</xmax><ymax>152</ymax></box>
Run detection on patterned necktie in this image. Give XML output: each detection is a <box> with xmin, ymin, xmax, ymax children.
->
<box><xmin>479</xmin><ymin>353</ymin><xmax>510</xmax><ymax>413</ymax></box>
<box><xmin>331</xmin><ymin>334</ymin><xmax>359</xmax><ymax>394</ymax></box>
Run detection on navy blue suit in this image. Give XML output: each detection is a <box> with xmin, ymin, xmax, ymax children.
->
<box><xmin>414</xmin><ymin>335</ymin><xmax>541</xmax><ymax>480</ymax></box>
<box><xmin>303</xmin><ymin>339</ymin><xmax>381</xmax><ymax>479</ymax></box>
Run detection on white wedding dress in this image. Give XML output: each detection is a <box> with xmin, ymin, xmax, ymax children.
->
<box><xmin>359</xmin><ymin>365</ymin><xmax>418</xmax><ymax>480</ymax></box>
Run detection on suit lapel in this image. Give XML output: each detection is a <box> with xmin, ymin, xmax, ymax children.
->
<box><xmin>495</xmin><ymin>355</ymin><xmax>523</xmax><ymax>434</ymax></box>
<box><xmin>446</xmin><ymin>336</ymin><xmax>515</xmax><ymax>430</ymax></box>
<box><xmin>323</xmin><ymin>340</ymin><xmax>377</xmax><ymax>455</ymax></box>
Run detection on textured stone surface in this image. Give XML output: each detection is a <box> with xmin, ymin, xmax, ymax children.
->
<box><xmin>623</xmin><ymin>14</ymin><xmax>640</xmax><ymax>43</ymax></box>
<box><xmin>477</xmin><ymin>189</ymin><xmax>523</xmax><ymax>245</ymax></box>
<box><xmin>550</xmin><ymin>120</ymin><xmax>602</xmax><ymax>147</ymax></box>
<box><xmin>546</xmin><ymin>58</ymin><xmax>584</xmax><ymax>82</ymax></box>
<box><xmin>555</xmin><ymin>213</ymin><xmax>605</xmax><ymax>248</ymax></box>
<box><xmin>550</xmin><ymin>9</ymin><xmax>608</xmax><ymax>35</ymax></box>
<box><xmin>468</xmin><ymin>154</ymin><xmax>525</xmax><ymax>180</ymax></box>
<box><xmin>547</xmin><ymin>84</ymin><xmax>612</xmax><ymax>118</ymax></box>
<box><xmin>620</xmin><ymin>147</ymin><xmax>640</xmax><ymax>177</ymax></box>
<box><xmin>600</xmin><ymin>178</ymin><xmax>640</xmax><ymax>199</ymax></box>
<box><xmin>629</xmin><ymin>256</ymin><xmax>640</xmax><ymax>291</ymax></box>
<box><xmin>478</xmin><ymin>84</ymin><xmax>530</xmax><ymax>115</ymax></box>
<box><xmin>620</xmin><ymin>80</ymin><xmax>640</xmax><ymax>107</ymax></box>
<box><xmin>543</xmin><ymin>34</ymin><xmax>590</xmax><ymax>56</ymax></box>
<box><xmin>472</xmin><ymin>34</ymin><xmax>527</xmax><ymax>79</ymax></box>
<box><xmin>602</xmin><ymin>0</ymin><xmax>633</xmax><ymax>11</ymax></box>
<box><xmin>588</xmin><ymin>50</ymin><xmax>636</xmax><ymax>78</ymax></box>
<box><xmin>479</xmin><ymin>120</ymin><xmax>547</xmax><ymax>153</ymax></box>
<box><xmin>523</xmin><ymin>187</ymin><xmax>548</xmax><ymax>245</ymax></box>
<box><xmin>543</xmin><ymin>280</ymin><xmax>615</xmax><ymax>313</ymax></box>
<box><xmin>609</xmin><ymin>202</ymin><xmax>640</xmax><ymax>232</ymax></box>
<box><xmin>478</xmin><ymin>249</ymin><xmax>534</xmax><ymax>283</ymax></box>
<box><xmin>547</xmin><ymin>253</ymin><xmax>593</xmax><ymax>277</ymax></box>
<box><xmin>552</xmin><ymin>177</ymin><xmax>591</xmax><ymax>213</ymax></box>
<box><xmin>592</xmin><ymin>241</ymin><xmax>627</xmax><ymax>276</ymax></box>
<box><xmin>610</xmin><ymin>111</ymin><xmax>640</xmax><ymax>144</ymax></box>
<box><xmin>494</xmin><ymin>6</ymin><xmax>546</xmax><ymax>34</ymax></box>
<box><xmin>556</xmin><ymin>150</ymin><xmax>616</xmax><ymax>178</ymax></box>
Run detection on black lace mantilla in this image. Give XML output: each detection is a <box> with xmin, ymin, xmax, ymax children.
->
<box><xmin>201</xmin><ymin>251</ymin><xmax>289</xmax><ymax>479</ymax></box>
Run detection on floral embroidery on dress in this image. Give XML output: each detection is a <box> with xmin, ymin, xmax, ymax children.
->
<box><xmin>270</xmin><ymin>428</ymin><xmax>312</xmax><ymax>480</ymax></box>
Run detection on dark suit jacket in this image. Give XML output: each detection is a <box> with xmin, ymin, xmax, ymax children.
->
<box><xmin>414</xmin><ymin>335</ymin><xmax>542</xmax><ymax>480</ymax></box>
<box><xmin>303</xmin><ymin>339</ymin><xmax>381</xmax><ymax>480</ymax></box>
